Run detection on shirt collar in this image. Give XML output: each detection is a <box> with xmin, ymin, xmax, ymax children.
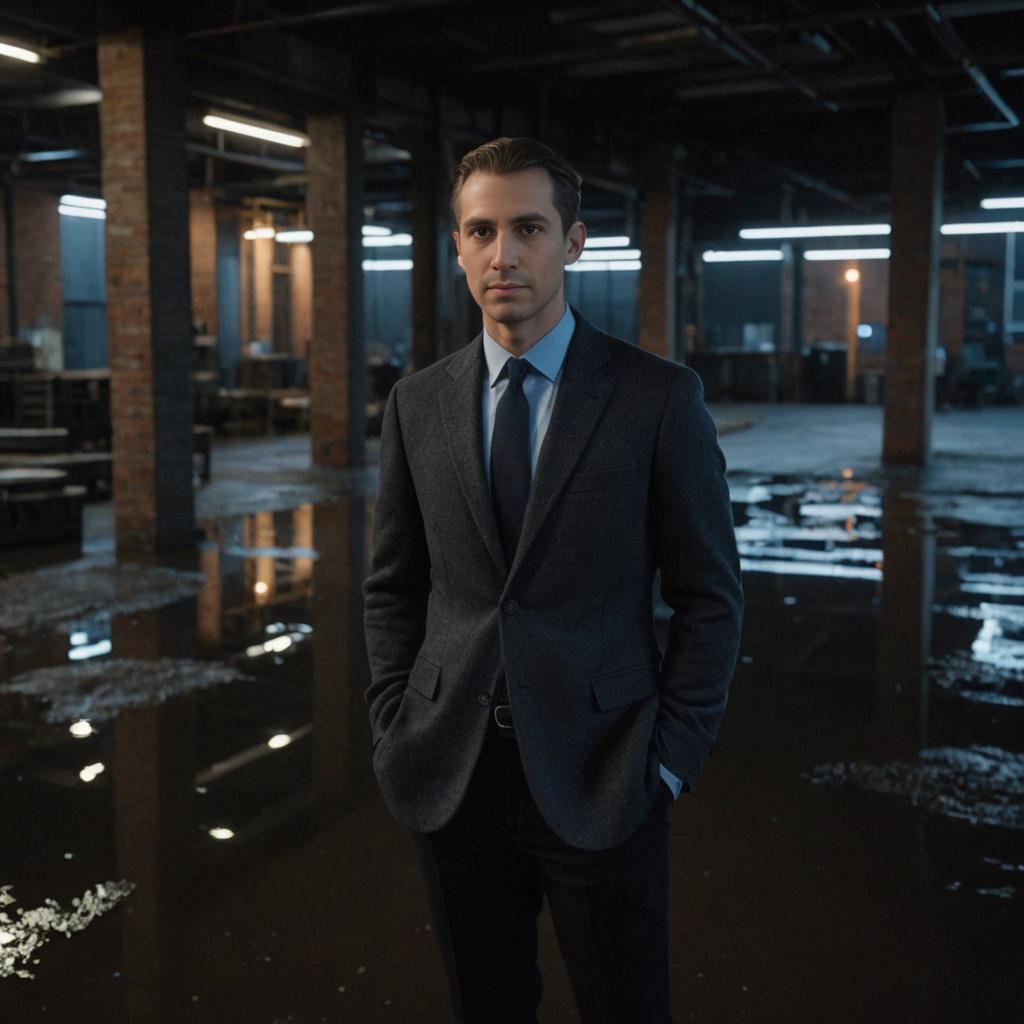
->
<box><xmin>482</xmin><ymin>302</ymin><xmax>575</xmax><ymax>388</ymax></box>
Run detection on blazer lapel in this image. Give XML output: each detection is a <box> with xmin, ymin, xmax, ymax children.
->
<box><xmin>440</xmin><ymin>307</ymin><xmax>615</xmax><ymax>582</ymax></box>
<box><xmin>508</xmin><ymin>310</ymin><xmax>614</xmax><ymax>581</ymax></box>
<box><xmin>440</xmin><ymin>333</ymin><xmax>509</xmax><ymax>576</ymax></box>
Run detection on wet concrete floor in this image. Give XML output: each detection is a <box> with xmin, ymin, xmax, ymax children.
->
<box><xmin>1</xmin><ymin>406</ymin><xmax>1023</xmax><ymax>1022</ymax></box>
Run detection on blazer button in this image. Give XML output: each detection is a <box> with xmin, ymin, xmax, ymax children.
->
<box><xmin>503</xmin><ymin>599</ymin><xmax>518</xmax><ymax>614</ymax></box>
<box><xmin>478</xmin><ymin>694</ymin><xmax>490</xmax><ymax>706</ymax></box>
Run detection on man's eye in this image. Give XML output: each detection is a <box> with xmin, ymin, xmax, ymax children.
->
<box><xmin>521</xmin><ymin>224</ymin><xmax>540</xmax><ymax>235</ymax></box>
<box><xmin>471</xmin><ymin>227</ymin><xmax>490</xmax><ymax>238</ymax></box>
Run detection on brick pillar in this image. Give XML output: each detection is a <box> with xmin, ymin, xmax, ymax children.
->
<box><xmin>13</xmin><ymin>188</ymin><xmax>63</xmax><ymax>336</ymax></box>
<box><xmin>308</xmin><ymin>110</ymin><xmax>365</xmax><ymax>468</ymax></box>
<box><xmin>290</xmin><ymin>242</ymin><xmax>313</xmax><ymax>360</ymax></box>
<box><xmin>637</xmin><ymin>152</ymin><xmax>677</xmax><ymax>359</ymax></box>
<box><xmin>883</xmin><ymin>91</ymin><xmax>943</xmax><ymax>465</ymax></box>
<box><xmin>252</xmin><ymin>232</ymin><xmax>273</xmax><ymax>344</ymax></box>
<box><xmin>410</xmin><ymin>130</ymin><xmax>440</xmax><ymax>372</ymax></box>
<box><xmin>98</xmin><ymin>27</ymin><xmax>194</xmax><ymax>553</ymax></box>
<box><xmin>188</xmin><ymin>187</ymin><xmax>217</xmax><ymax>335</ymax></box>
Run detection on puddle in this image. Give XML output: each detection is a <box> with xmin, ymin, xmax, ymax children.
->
<box><xmin>806</xmin><ymin>745</ymin><xmax>1024</xmax><ymax>831</ymax></box>
<box><xmin>0</xmin><ymin>557</ymin><xmax>206</xmax><ymax>635</ymax></box>
<box><xmin>0</xmin><ymin>473</ymin><xmax>1021</xmax><ymax>1020</ymax></box>
<box><xmin>0</xmin><ymin>657</ymin><xmax>252</xmax><ymax>723</ymax></box>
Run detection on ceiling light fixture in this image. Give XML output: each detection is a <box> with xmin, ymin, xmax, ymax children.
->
<box><xmin>803</xmin><ymin>248</ymin><xmax>890</xmax><ymax>260</ymax></box>
<box><xmin>702</xmin><ymin>249</ymin><xmax>784</xmax><ymax>262</ymax></box>
<box><xmin>941</xmin><ymin>220</ymin><xmax>1024</xmax><ymax>234</ymax></box>
<box><xmin>739</xmin><ymin>224</ymin><xmax>891</xmax><ymax>239</ymax></box>
<box><xmin>202</xmin><ymin>113</ymin><xmax>308</xmax><ymax>148</ymax></box>
<box><xmin>0</xmin><ymin>40</ymin><xmax>42</xmax><ymax>64</ymax></box>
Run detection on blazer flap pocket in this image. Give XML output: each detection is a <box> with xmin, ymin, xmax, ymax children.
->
<box><xmin>568</xmin><ymin>460</ymin><xmax>637</xmax><ymax>493</ymax></box>
<box><xmin>407</xmin><ymin>655</ymin><xmax>440</xmax><ymax>701</ymax></box>
<box><xmin>591</xmin><ymin>663</ymin><xmax>658</xmax><ymax>711</ymax></box>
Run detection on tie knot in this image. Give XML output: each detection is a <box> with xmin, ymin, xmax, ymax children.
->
<box><xmin>505</xmin><ymin>358</ymin><xmax>531</xmax><ymax>386</ymax></box>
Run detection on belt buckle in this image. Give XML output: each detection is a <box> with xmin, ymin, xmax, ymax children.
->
<box><xmin>493</xmin><ymin>703</ymin><xmax>515</xmax><ymax>733</ymax></box>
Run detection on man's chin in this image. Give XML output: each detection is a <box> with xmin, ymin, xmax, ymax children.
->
<box><xmin>482</xmin><ymin>297</ymin><xmax>533</xmax><ymax>323</ymax></box>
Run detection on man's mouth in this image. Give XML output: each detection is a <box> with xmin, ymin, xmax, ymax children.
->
<box><xmin>489</xmin><ymin>283</ymin><xmax>524</xmax><ymax>292</ymax></box>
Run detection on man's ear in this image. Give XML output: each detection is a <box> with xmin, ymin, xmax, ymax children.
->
<box><xmin>565</xmin><ymin>220</ymin><xmax>587</xmax><ymax>265</ymax></box>
<box><xmin>451</xmin><ymin>229</ymin><xmax>463</xmax><ymax>270</ymax></box>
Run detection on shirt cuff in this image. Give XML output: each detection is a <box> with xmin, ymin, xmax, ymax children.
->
<box><xmin>659</xmin><ymin>761</ymin><xmax>686</xmax><ymax>799</ymax></box>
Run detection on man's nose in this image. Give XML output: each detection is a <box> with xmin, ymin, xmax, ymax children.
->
<box><xmin>491</xmin><ymin>232</ymin><xmax>519</xmax><ymax>268</ymax></box>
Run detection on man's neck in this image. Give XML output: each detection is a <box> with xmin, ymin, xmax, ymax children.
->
<box><xmin>484</xmin><ymin>297</ymin><xmax>567</xmax><ymax>357</ymax></box>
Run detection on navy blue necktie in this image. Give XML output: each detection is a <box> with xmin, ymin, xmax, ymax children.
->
<box><xmin>490</xmin><ymin>356</ymin><xmax>533</xmax><ymax>568</ymax></box>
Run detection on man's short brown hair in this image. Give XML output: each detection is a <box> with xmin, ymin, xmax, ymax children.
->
<box><xmin>450</xmin><ymin>136</ymin><xmax>582</xmax><ymax>236</ymax></box>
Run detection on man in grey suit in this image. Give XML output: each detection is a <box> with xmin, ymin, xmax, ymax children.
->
<box><xmin>363</xmin><ymin>137</ymin><xmax>743</xmax><ymax>1023</ymax></box>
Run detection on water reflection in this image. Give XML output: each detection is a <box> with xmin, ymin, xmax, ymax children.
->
<box><xmin>0</xmin><ymin>498</ymin><xmax>370</xmax><ymax>1018</ymax></box>
<box><xmin>0</xmin><ymin>472</ymin><xmax>1020</xmax><ymax>1020</ymax></box>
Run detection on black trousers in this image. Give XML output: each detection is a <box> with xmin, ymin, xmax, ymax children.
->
<box><xmin>409</xmin><ymin>715</ymin><xmax>674</xmax><ymax>1023</ymax></box>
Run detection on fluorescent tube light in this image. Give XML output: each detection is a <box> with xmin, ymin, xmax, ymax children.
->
<box><xmin>941</xmin><ymin>220</ymin><xmax>1024</xmax><ymax>235</ymax></box>
<box><xmin>59</xmin><ymin>205</ymin><xmax>105</xmax><ymax>220</ymax></box>
<box><xmin>980</xmin><ymin>197</ymin><xmax>1024</xmax><ymax>210</ymax></box>
<box><xmin>60</xmin><ymin>194</ymin><xmax>106</xmax><ymax>210</ymax></box>
<box><xmin>363</xmin><ymin>259</ymin><xmax>414</xmax><ymax>271</ymax></box>
<box><xmin>702</xmin><ymin>249</ymin><xmax>783</xmax><ymax>262</ymax></box>
<box><xmin>0</xmin><ymin>40</ymin><xmax>41</xmax><ymax>64</ymax></box>
<box><xmin>803</xmin><ymin>248</ymin><xmax>890</xmax><ymax>261</ymax></box>
<box><xmin>274</xmin><ymin>230</ymin><xmax>313</xmax><ymax>243</ymax></box>
<box><xmin>739</xmin><ymin>223</ymin><xmax>891</xmax><ymax>239</ymax></box>
<box><xmin>243</xmin><ymin>227</ymin><xmax>276</xmax><ymax>240</ymax></box>
<box><xmin>362</xmin><ymin>225</ymin><xmax>393</xmax><ymax>236</ymax></box>
<box><xmin>566</xmin><ymin>260</ymin><xmax>642</xmax><ymax>272</ymax></box>
<box><xmin>584</xmin><ymin>236</ymin><xmax>632</xmax><ymax>248</ymax></box>
<box><xmin>202</xmin><ymin>114</ymin><xmax>308</xmax><ymax>148</ymax></box>
<box><xmin>578</xmin><ymin>248</ymin><xmax>641</xmax><ymax>261</ymax></box>
<box><xmin>363</xmin><ymin>233</ymin><xmax>412</xmax><ymax>247</ymax></box>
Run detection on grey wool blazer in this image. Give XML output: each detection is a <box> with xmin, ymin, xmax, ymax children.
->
<box><xmin>362</xmin><ymin>306</ymin><xmax>743</xmax><ymax>851</ymax></box>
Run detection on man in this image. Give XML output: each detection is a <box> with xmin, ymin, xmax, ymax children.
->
<box><xmin>362</xmin><ymin>136</ymin><xmax>743</xmax><ymax>1023</ymax></box>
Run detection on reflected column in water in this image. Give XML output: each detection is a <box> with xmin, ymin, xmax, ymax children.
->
<box><xmin>311</xmin><ymin>496</ymin><xmax>372</xmax><ymax>820</ymax></box>
<box><xmin>877</xmin><ymin>477</ymin><xmax>935</xmax><ymax>759</ymax></box>
<box><xmin>111</xmin><ymin>592</ymin><xmax>200</xmax><ymax>1022</ymax></box>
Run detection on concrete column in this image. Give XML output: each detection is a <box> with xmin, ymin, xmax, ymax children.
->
<box><xmin>307</xmin><ymin>110</ymin><xmax>366</xmax><ymax>468</ymax></box>
<box><xmin>637</xmin><ymin>152</ymin><xmax>677</xmax><ymax>360</ymax></box>
<box><xmin>410</xmin><ymin>130</ymin><xmax>440</xmax><ymax>372</ymax></box>
<box><xmin>883</xmin><ymin>91</ymin><xmax>944</xmax><ymax>465</ymax></box>
<box><xmin>98</xmin><ymin>26</ymin><xmax>194</xmax><ymax>554</ymax></box>
<box><xmin>188</xmin><ymin>187</ymin><xmax>217</xmax><ymax>335</ymax></box>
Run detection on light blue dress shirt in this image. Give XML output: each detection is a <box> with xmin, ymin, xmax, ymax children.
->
<box><xmin>481</xmin><ymin>302</ymin><xmax>684</xmax><ymax>801</ymax></box>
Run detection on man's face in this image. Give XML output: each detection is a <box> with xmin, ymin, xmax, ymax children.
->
<box><xmin>452</xmin><ymin>168</ymin><xmax>585</xmax><ymax>341</ymax></box>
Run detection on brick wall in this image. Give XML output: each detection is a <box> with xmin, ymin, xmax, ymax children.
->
<box><xmin>802</xmin><ymin>259</ymin><xmax>889</xmax><ymax>346</ymax></box>
<box><xmin>13</xmin><ymin>187</ymin><xmax>63</xmax><ymax>332</ymax></box>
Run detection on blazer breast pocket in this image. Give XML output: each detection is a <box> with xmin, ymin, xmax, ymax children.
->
<box><xmin>567</xmin><ymin>460</ymin><xmax>638</xmax><ymax>494</ymax></box>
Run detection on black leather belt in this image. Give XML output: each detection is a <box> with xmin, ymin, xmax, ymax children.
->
<box><xmin>493</xmin><ymin>703</ymin><xmax>515</xmax><ymax>736</ymax></box>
